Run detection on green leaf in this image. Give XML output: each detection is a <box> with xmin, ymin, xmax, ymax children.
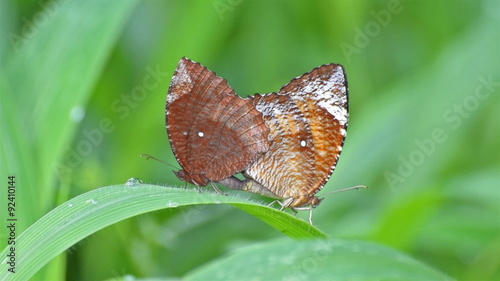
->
<box><xmin>0</xmin><ymin>184</ymin><xmax>326</xmax><ymax>281</ymax></box>
<box><xmin>185</xmin><ymin>238</ymin><xmax>453</xmax><ymax>281</ymax></box>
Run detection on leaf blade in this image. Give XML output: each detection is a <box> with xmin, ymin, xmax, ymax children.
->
<box><xmin>0</xmin><ymin>184</ymin><xmax>326</xmax><ymax>280</ymax></box>
<box><xmin>185</xmin><ymin>238</ymin><xmax>453</xmax><ymax>281</ymax></box>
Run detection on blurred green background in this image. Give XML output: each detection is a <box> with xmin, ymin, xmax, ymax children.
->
<box><xmin>1</xmin><ymin>0</ymin><xmax>498</xmax><ymax>280</ymax></box>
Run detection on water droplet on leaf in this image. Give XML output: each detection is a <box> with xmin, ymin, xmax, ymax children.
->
<box><xmin>125</xmin><ymin>178</ymin><xmax>143</xmax><ymax>186</ymax></box>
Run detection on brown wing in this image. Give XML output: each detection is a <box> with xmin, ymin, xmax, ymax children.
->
<box><xmin>166</xmin><ymin>57</ymin><xmax>270</xmax><ymax>186</ymax></box>
<box><xmin>245</xmin><ymin>64</ymin><xmax>348</xmax><ymax>207</ymax></box>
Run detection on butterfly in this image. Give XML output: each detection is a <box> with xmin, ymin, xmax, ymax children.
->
<box><xmin>166</xmin><ymin>57</ymin><xmax>270</xmax><ymax>189</ymax></box>
<box><xmin>219</xmin><ymin>63</ymin><xmax>350</xmax><ymax>223</ymax></box>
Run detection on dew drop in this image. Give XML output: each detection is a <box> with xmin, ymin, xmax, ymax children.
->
<box><xmin>167</xmin><ymin>201</ymin><xmax>179</xmax><ymax>208</ymax></box>
<box><xmin>125</xmin><ymin>177</ymin><xmax>143</xmax><ymax>186</ymax></box>
<box><xmin>198</xmin><ymin>131</ymin><xmax>204</xmax><ymax>137</ymax></box>
<box><xmin>67</xmin><ymin>202</ymin><xmax>74</xmax><ymax>207</ymax></box>
<box><xmin>86</xmin><ymin>199</ymin><xmax>98</xmax><ymax>205</ymax></box>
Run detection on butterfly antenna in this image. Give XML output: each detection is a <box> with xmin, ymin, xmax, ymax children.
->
<box><xmin>140</xmin><ymin>154</ymin><xmax>178</xmax><ymax>169</ymax></box>
<box><xmin>322</xmin><ymin>185</ymin><xmax>367</xmax><ymax>196</ymax></box>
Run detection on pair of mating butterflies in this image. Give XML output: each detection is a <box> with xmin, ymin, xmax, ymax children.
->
<box><xmin>166</xmin><ymin>57</ymin><xmax>350</xmax><ymax>223</ymax></box>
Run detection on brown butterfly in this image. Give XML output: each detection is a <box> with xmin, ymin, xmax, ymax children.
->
<box><xmin>219</xmin><ymin>64</ymin><xmax>351</xmax><ymax>223</ymax></box>
<box><xmin>166</xmin><ymin>57</ymin><xmax>270</xmax><ymax>189</ymax></box>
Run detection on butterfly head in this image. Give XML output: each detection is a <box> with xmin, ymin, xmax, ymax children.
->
<box><xmin>174</xmin><ymin>170</ymin><xmax>209</xmax><ymax>187</ymax></box>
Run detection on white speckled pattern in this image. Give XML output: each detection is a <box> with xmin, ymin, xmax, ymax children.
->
<box><xmin>167</xmin><ymin>59</ymin><xmax>192</xmax><ymax>104</ymax></box>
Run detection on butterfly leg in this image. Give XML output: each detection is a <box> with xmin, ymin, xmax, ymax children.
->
<box><xmin>291</xmin><ymin>206</ymin><xmax>314</xmax><ymax>225</ymax></box>
<box><xmin>192</xmin><ymin>182</ymin><xmax>203</xmax><ymax>193</ymax></box>
<box><xmin>271</xmin><ymin>198</ymin><xmax>297</xmax><ymax>217</ymax></box>
<box><xmin>277</xmin><ymin>197</ymin><xmax>294</xmax><ymax>210</ymax></box>
<box><xmin>268</xmin><ymin>199</ymin><xmax>298</xmax><ymax>217</ymax></box>
<box><xmin>209</xmin><ymin>182</ymin><xmax>227</xmax><ymax>195</ymax></box>
<box><xmin>267</xmin><ymin>199</ymin><xmax>280</xmax><ymax>208</ymax></box>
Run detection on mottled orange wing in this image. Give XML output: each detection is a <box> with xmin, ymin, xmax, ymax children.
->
<box><xmin>245</xmin><ymin>64</ymin><xmax>348</xmax><ymax>207</ymax></box>
<box><xmin>166</xmin><ymin>57</ymin><xmax>270</xmax><ymax>186</ymax></box>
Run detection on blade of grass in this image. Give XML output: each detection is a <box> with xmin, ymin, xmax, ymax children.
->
<box><xmin>0</xmin><ymin>184</ymin><xmax>326</xmax><ymax>281</ymax></box>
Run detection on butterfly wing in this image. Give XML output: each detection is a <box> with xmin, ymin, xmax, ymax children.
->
<box><xmin>167</xmin><ymin>57</ymin><xmax>270</xmax><ymax>185</ymax></box>
<box><xmin>245</xmin><ymin>93</ymin><xmax>316</xmax><ymax>198</ymax></box>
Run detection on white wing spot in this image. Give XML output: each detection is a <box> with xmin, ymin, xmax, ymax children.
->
<box><xmin>300</xmin><ymin>140</ymin><xmax>307</xmax><ymax>147</ymax></box>
<box><xmin>198</xmin><ymin>131</ymin><xmax>204</xmax><ymax>137</ymax></box>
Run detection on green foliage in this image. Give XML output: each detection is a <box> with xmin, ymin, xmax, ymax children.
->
<box><xmin>0</xmin><ymin>0</ymin><xmax>498</xmax><ymax>280</ymax></box>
